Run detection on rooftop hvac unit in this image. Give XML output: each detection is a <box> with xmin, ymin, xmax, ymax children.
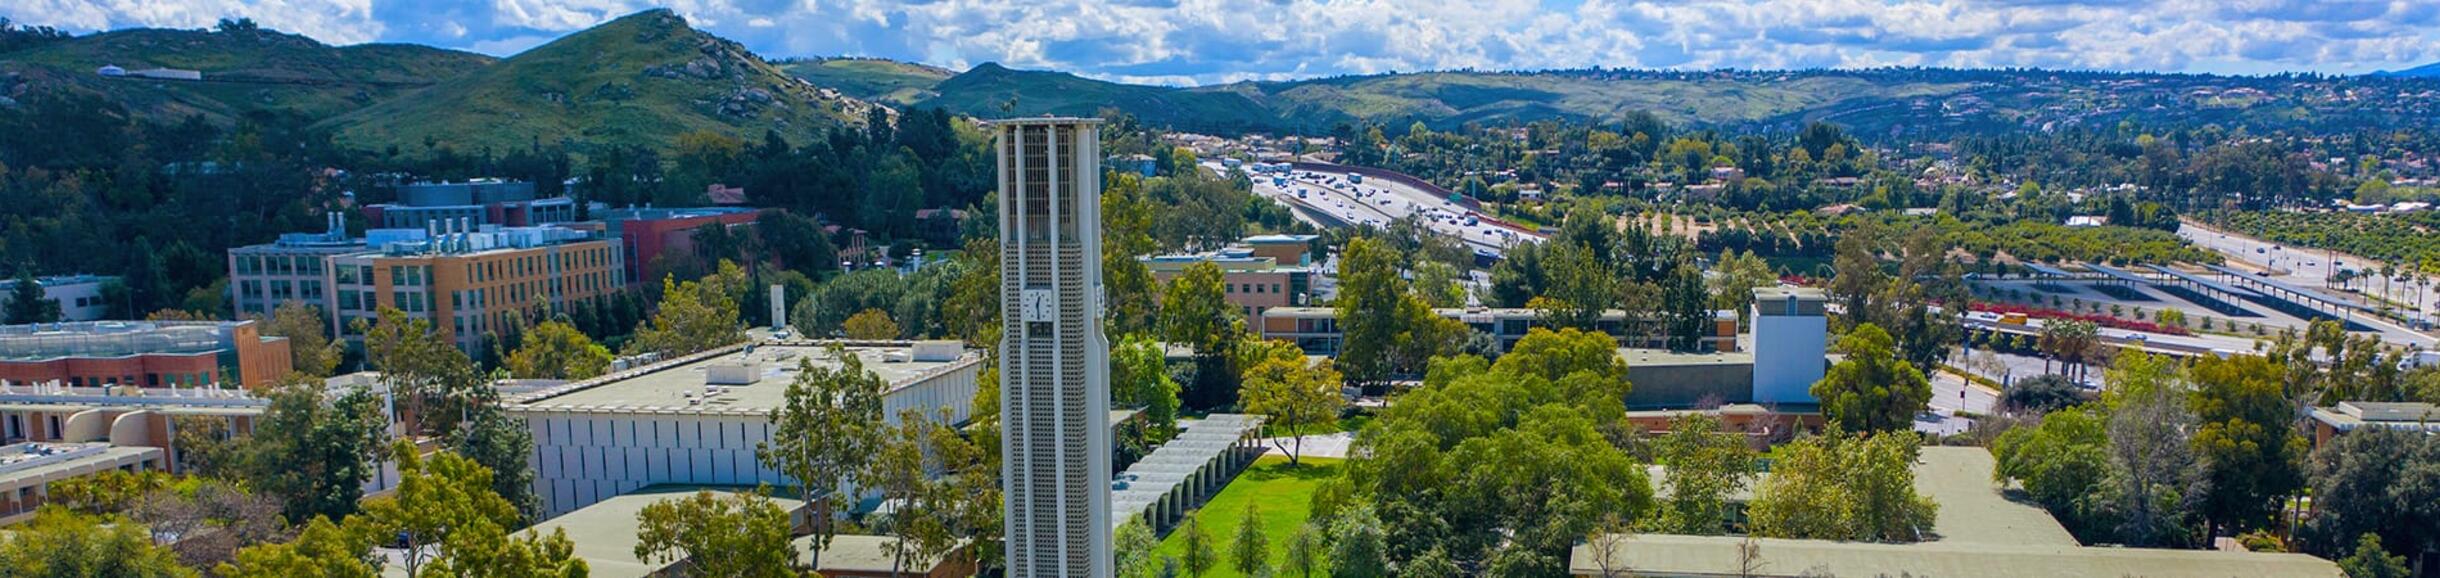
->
<box><xmin>705</xmin><ymin>362</ymin><xmax>762</xmax><ymax>385</ymax></box>
<box><xmin>910</xmin><ymin>340</ymin><xmax>964</xmax><ymax>362</ymax></box>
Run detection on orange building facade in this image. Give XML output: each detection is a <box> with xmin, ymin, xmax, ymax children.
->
<box><xmin>331</xmin><ymin>237</ymin><xmax>624</xmax><ymax>351</ymax></box>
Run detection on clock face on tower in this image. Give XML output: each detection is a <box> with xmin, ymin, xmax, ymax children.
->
<box><xmin>1022</xmin><ymin>288</ymin><xmax>1058</xmax><ymax>322</ymax></box>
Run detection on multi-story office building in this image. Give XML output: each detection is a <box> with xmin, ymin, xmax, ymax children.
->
<box><xmin>0</xmin><ymin>274</ymin><xmax>120</xmax><ymax>322</ymax></box>
<box><xmin>233</xmin><ymin>216</ymin><xmax>622</xmax><ymax>353</ymax></box>
<box><xmin>0</xmin><ymin>320</ymin><xmax>292</xmax><ymax>389</ymax></box>
<box><xmin>361</xmin><ymin>179</ymin><xmax>596</xmax><ymax>230</ymax></box>
<box><xmin>328</xmin><ymin>222</ymin><xmax>624</xmax><ymax>351</ymax></box>
<box><xmin>1143</xmin><ymin>235</ymin><xmax>1320</xmax><ymax>320</ymax></box>
<box><xmin>228</xmin><ymin>213</ymin><xmax>365</xmax><ymax>318</ymax></box>
<box><xmin>995</xmin><ymin>117</ymin><xmax>1111</xmax><ymax>578</ymax></box>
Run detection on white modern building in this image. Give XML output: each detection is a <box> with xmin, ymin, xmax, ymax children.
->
<box><xmin>1750</xmin><ymin>286</ymin><xmax>1829</xmax><ymax>404</ymax></box>
<box><xmin>995</xmin><ymin>117</ymin><xmax>1112</xmax><ymax>578</ymax></box>
<box><xmin>0</xmin><ymin>275</ymin><xmax>119</xmax><ymax>322</ymax></box>
<box><xmin>505</xmin><ymin>340</ymin><xmax>981</xmax><ymax>519</ymax></box>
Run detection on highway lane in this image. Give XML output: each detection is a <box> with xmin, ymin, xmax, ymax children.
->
<box><xmin>1960</xmin><ymin>311</ymin><xmax>2269</xmax><ymax>358</ymax></box>
<box><xmin>1221</xmin><ymin>161</ymin><xmax>1543</xmax><ymax>256</ymax></box>
<box><xmin>2177</xmin><ymin>221</ymin><xmax>2438</xmax><ymax>347</ymax></box>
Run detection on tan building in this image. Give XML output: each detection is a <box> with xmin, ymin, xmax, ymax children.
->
<box><xmin>2306</xmin><ymin>401</ymin><xmax>2440</xmax><ymax>446</ymax></box>
<box><xmin>0</xmin><ymin>442</ymin><xmax>164</xmax><ymax>523</ymax></box>
<box><xmin>809</xmin><ymin>535</ymin><xmax>975</xmax><ymax>578</ymax></box>
<box><xmin>330</xmin><ymin>225</ymin><xmax>624</xmax><ymax>351</ymax></box>
<box><xmin>1145</xmin><ymin>253</ymin><xmax>1314</xmax><ymax>319</ymax></box>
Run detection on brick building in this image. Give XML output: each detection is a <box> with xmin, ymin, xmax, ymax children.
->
<box><xmin>596</xmin><ymin>206</ymin><xmax>762</xmax><ymax>284</ymax></box>
<box><xmin>0</xmin><ymin>320</ymin><xmax>292</xmax><ymax>390</ymax></box>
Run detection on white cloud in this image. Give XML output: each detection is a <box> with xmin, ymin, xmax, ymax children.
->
<box><xmin>5</xmin><ymin>0</ymin><xmax>2437</xmax><ymax>82</ymax></box>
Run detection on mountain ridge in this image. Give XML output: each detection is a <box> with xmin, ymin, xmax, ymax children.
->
<box><xmin>2377</xmin><ymin>62</ymin><xmax>2440</xmax><ymax>78</ymax></box>
<box><xmin>0</xmin><ymin>23</ymin><xmax>494</xmax><ymax>125</ymax></box>
<box><xmin>316</xmin><ymin>9</ymin><xmax>879</xmax><ymax>155</ymax></box>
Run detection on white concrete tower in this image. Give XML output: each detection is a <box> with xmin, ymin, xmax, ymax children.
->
<box><xmin>1751</xmin><ymin>286</ymin><xmax>1829</xmax><ymax>404</ymax></box>
<box><xmin>995</xmin><ymin>117</ymin><xmax>1111</xmax><ymax>578</ymax></box>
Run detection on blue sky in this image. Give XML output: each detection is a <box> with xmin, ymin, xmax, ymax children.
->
<box><xmin>10</xmin><ymin>0</ymin><xmax>2440</xmax><ymax>85</ymax></box>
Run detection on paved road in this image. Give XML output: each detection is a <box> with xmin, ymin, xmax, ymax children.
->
<box><xmin>1224</xmin><ymin>162</ymin><xmax>1543</xmax><ymax>255</ymax></box>
<box><xmin>2177</xmin><ymin>221</ymin><xmax>2438</xmax><ymax>347</ymax></box>
<box><xmin>1962</xmin><ymin>311</ymin><xmax>2269</xmax><ymax>358</ymax></box>
<box><xmin>1918</xmin><ymin>368</ymin><xmax>2001</xmax><ymax>437</ymax></box>
<box><xmin>1257</xmin><ymin>431</ymin><xmax>1353</xmax><ymax>459</ymax></box>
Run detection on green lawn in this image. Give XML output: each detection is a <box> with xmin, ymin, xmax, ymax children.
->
<box><xmin>1152</xmin><ymin>455</ymin><xmax>1343</xmax><ymax>578</ymax></box>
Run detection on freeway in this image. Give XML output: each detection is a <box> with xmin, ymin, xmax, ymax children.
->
<box><xmin>1219</xmin><ymin>161</ymin><xmax>1545</xmax><ymax>256</ymax></box>
<box><xmin>2177</xmin><ymin>220</ymin><xmax>2438</xmax><ymax>347</ymax></box>
<box><xmin>1961</xmin><ymin>311</ymin><xmax>2265</xmax><ymax>359</ymax></box>
<box><xmin>2180</xmin><ymin>221</ymin><xmax>2435</xmax><ymax>324</ymax></box>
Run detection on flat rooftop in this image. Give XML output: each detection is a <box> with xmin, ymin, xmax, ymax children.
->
<box><xmin>795</xmin><ymin>534</ymin><xmax>966</xmax><ymax>574</ymax></box>
<box><xmin>509</xmin><ymin>342</ymin><xmax>978</xmax><ymax>415</ymax></box>
<box><xmin>1576</xmin><ymin>447</ymin><xmax>2339</xmax><ymax>577</ymax></box>
<box><xmin>0</xmin><ymin>320</ymin><xmax>248</xmax><ymax>361</ymax></box>
<box><xmin>2309</xmin><ymin>401</ymin><xmax>2440</xmax><ymax>432</ymax></box>
<box><xmin>1573</xmin><ymin>534</ymin><xmax>2342</xmax><ymax>578</ymax></box>
<box><xmin>0</xmin><ymin>444</ymin><xmax>161</xmax><ymax>488</ymax></box>
<box><xmin>1751</xmin><ymin>286</ymin><xmax>1827</xmax><ymax>302</ymax></box>
<box><xmin>528</xmin><ymin>485</ymin><xmax>806</xmax><ymax>578</ymax></box>
<box><xmin>1617</xmin><ymin>348</ymin><xmax>1754</xmax><ymax>367</ymax></box>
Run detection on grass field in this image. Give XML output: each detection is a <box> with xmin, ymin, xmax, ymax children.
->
<box><xmin>1151</xmin><ymin>455</ymin><xmax>1343</xmax><ymax>578</ymax></box>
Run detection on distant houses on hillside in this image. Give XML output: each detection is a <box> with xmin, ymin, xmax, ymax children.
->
<box><xmin>95</xmin><ymin>65</ymin><xmax>203</xmax><ymax>81</ymax></box>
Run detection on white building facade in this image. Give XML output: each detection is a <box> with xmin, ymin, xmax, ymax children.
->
<box><xmin>507</xmin><ymin>342</ymin><xmax>981</xmax><ymax>519</ymax></box>
<box><xmin>1750</xmin><ymin>287</ymin><xmax>1829</xmax><ymax>404</ymax></box>
<box><xmin>0</xmin><ymin>275</ymin><xmax>118</xmax><ymax>322</ymax></box>
<box><xmin>996</xmin><ymin>118</ymin><xmax>1112</xmax><ymax>578</ymax></box>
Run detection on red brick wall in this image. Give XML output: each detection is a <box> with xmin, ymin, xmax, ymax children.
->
<box><xmin>0</xmin><ymin>353</ymin><xmax>221</xmax><ymax>388</ymax></box>
<box><xmin>621</xmin><ymin>210</ymin><xmax>762</xmax><ymax>283</ymax></box>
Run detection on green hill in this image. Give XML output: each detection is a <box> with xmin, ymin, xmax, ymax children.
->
<box><xmin>0</xmin><ymin>24</ymin><xmax>493</xmax><ymax>125</ymax></box>
<box><xmin>1256</xmin><ymin>71</ymin><xmax>1969</xmax><ymax>130</ymax></box>
<box><xmin>796</xmin><ymin>60</ymin><xmax>1973</xmax><ymax>133</ymax></box>
<box><xmin>776</xmin><ymin>57</ymin><xmax>953</xmax><ymax>105</ymax></box>
<box><xmin>320</xmin><ymin>9</ymin><xmax>876</xmax><ymax>155</ymax></box>
<box><xmin>913</xmin><ymin>62</ymin><xmax>1280</xmax><ymax>133</ymax></box>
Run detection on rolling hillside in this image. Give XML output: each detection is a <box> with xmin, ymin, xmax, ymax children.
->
<box><xmin>798</xmin><ymin>60</ymin><xmax>2439</xmax><ymax>138</ymax></box>
<box><xmin>320</xmin><ymin>9</ymin><xmax>878</xmax><ymax>155</ymax></box>
<box><xmin>913</xmin><ymin>62</ymin><xmax>1280</xmax><ymax>132</ymax></box>
<box><xmin>0</xmin><ymin>24</ymin><xmax>493</xmax><ymax>125</ymax></box>
<box><xmin>777</xmin><ymin>57</ymin><xmax>954</xmax><ymax>105</ymax></box>
<box><xmin>792</xmin><ymin>60</ymin><xmax>1974</xmax><ymax>133</ymax></box>
<box><xmin>2378</xmin><ymin>62</ymin><xmax>2440</xmax><ymax>78</ymax></box>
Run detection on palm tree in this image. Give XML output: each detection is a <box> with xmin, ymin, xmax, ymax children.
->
<box><xmin>2380</xmin><ymin>262</ymin><xmax>2397</xmax><ymax>303</ymax></box>
<box><xmin>2039</xmin><ymin>320</ymin><xmax>2100</xmax><ymax>384</ymax></box>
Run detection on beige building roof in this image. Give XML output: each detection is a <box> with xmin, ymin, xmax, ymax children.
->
<box><xmin>527</xmin><ymin>485</ymin><xmax>808</xmax><ymax>578</ymax></box>
<box><xmin>1571</xmin><ymin>534</ymin><xmax>2343</xmax><ymax>578</ymax></box>
<box><xmin>509</xmin><ymin>341</ymin><xmax>977</xmax><ymax>415</ymax></box>
<box><xmin>1575</xmin><ymin>447</ymin><xmax>2341</xmax><ymax>578</ymax></box>
<box><xmin>795</xmin><ymin>534</ymin><xmax>967</xmax><ymax>574</ymax></box>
